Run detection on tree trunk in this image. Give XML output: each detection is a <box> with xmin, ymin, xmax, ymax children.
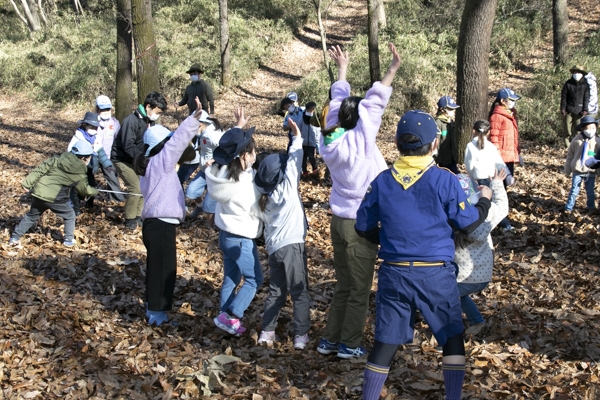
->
<box><xmin>456</xmin><ymin>0</ymin><xmax>498</xmax><ymax>164</ymax></box>
<box><xmin>552</xmin><ymin>0</ymin><xmax>569</xmax><ymax>66</ymax></box>
<box><xmin>315</xmin><ymin>0</ymin><xmax>334</xmax><ymax>84</ymax></box>
<box><xmin>131</xmin><ymin>0</ymin><xmax>160</xmax><ymax>104</ymax></box>
<box><xmin>219</xmin><ymin>0</ymin><xmax>232</xmax><ymax>88</ymax></box>
<box><xmin>367</xmin><ymin>0</ymin><xmax>381</xmax><ymax>85</ymax></box>
<box><xmin>116</xmin><ymin>0</ymin><xmax>133</xmax><ymax>121</ymax></box>
<box><xmin>8</xmin><ymin>0</ymin><xmax>29</xmax><ymax>28</ymax></box>
<box><xmin>377</xmin><ymin>0</ymin><xmax>386</xmax><ymax>29</ymax></box>
<box><xmin>18</xmin><ymin>0</ymin><xmax>41</xmax><ymax>31</ymax></box>
<box><xmin>36</xmin><ymin>0</ymin><xmax>48</xmax><ymax>26</ymax></box>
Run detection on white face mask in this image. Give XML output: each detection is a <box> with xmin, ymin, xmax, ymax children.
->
<box><xmin>87</xmin><ymin>129</ymin><xmax>97</xmax><ymax>136</ymax></box>
<box><xmin>288</xmin><ymin>105</ymin><xmax>296</xmax><ymax>113</ymax></box>
<box><xmin>99</xmin><ymin>111</ymin><xmax>111</xmax><ymax>121</ymax></box>
<box><xmin>446</xmin><ymin>109</ymin><xmax>456</xmax><ymax>118</ymax></box>
<box><xmin>573</xmin><ymin>73</ymin><xmax>583</xmax><ymax>81</ymax></box>
<box><xmin>305</xmin><ymin>111</ymin><xmax>313</xmax><ymax>117</ymax></box>
<box><xmin>148</xmin><ymin>113</ymin><xmax>160</xmax><ymax>122</ymax></box>
<box><xmin>190</xmin><ymin>74</ymin><xmax>199</xmax><ymax>82</ymax></box>
<box><xmin>507</xmin><ymin>100</ymin><xmax>516</xmax><ymax>109</ymax></box>
<box><xmin>583</xmin><ymin>129</ymin><xmax>595</xmax><ymax>139</ymax></box>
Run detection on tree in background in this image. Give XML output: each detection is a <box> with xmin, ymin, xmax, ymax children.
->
<box><xmin>219</xmin><ymin>0</ymin><xmax>232</xmax><ymax>88</ymax></box>
<box><xmin>8</xmin><ymin>0</ymin><xmax>47</xmax><ymax>31</ymax></box>
<box><xmin>552</xmin><ymin>0</ymin><xmax>569</xmax><ymax>66</ymax></box>
<box><xmin>116</xmin><ymin>0</ymin><xmax>133</xmax><ymax>121</ymax></box>
<box><xmin>455</xmin><ymin>0</ymin><xmax>498</xmax><ymax>163</ymax></box>
<box><xmin>305</xmin><ymin>0</ymin><xmax>335</xmax><ymax>83</ymax></box>
<box><xmin>131</xmin><ymin>0</ymin><xmax>160</xmax><ymax>104</ymax></box>
<box><xmin>367</xmin><ymin>0</ymin><xmax>381</xmax><ymax>84</ymax></box>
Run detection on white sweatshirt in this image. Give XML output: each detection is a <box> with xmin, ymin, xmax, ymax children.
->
<box><xmin>464</xmin><ymin>137</ymin><xmax>509</xmax><ymax>181</ymax></box>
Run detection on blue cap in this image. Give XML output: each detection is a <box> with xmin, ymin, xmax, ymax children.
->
<box><xmin>144</xmin><ymin>125</ymin><xmax>173</xmax><ymax>156</ymax></box>
<box><xmin>71</xmin><ymin>139</ymin><xmax>94</xmax><ymax>156</ymax></box>
<box><xmin>254</xmin><ymin>153</ymin><xmax>288</xmax><ymax>194</ymax></box>
<box><xmin>77</xmin><ymin>112</ymin><xmax>100</xmax><ymax>128</ymax></box>
<box><xmin>213</xmin><ymin>126</ymin><xmax>256</xmax><ymax>165</ymax></box>
<box><xmin>496</xmin><ymin>88</ymin><xmax>521</xmax><ymax>101</ymax></box>
<box><xmin>396</xmin><ymin>110</ymin><xmax>438</xmax><ymax>149</ymax></box>
<box><xmin>437</xmin><ymin>96</ymin><xmax>460</xmax><ymax>109</ymax></box>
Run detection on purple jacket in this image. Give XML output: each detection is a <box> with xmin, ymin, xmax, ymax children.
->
<box><xmin>141</xmin><ymin>116</ymin><xmax>200</xmax><ymax>221</ymax></box>
<box><xmin>319</xmin><ymin>80</ymin><xmax>391</xmax><ymax>219</ymax></box>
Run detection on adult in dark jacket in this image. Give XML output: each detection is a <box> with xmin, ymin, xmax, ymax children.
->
<box><xmin>112</xmin><ymin>92</ymin><xmax>167</xmax><ymax>230</ymax></box>
<box><xmin>561</xmin><ymin>65</ymin><xmax>590</xmax><ymax>147</ymax></box>
<box><xmin>177</xmin><ymin>64</ymin><xmax>215</xmax><ymax>115</ymax></box>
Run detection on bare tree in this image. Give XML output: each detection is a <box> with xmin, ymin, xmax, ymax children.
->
<box><xmin>377</xmin><ymin>0</ymin><xmax>386</xmax><ymax>29</ymax></box>
<box><xmin>219</xmin><ymin>0</ymin><xmax>232</xmax><ymax>88</ymax></box>
<box><xmin>9</xmin><ymin>0</ymin><xmax>45</xmax><ymax>31</ymax></box>
<box><xmin>456</xmin><ymin>0</ymin><xmax>498</xmax><ymax>163</ymax></box>
<box><xmin>131</xmin><ymin>0</ymin><xmax>160</xmax><ymax>104</ymax></box>
<box><xmin>116</xmin><ymin>0</ymin><xmax>133</xmax><ymax>121</ymax></box>
<box><xmin>552</xmin><ymin>0</ymin><xmax>569</xmax><ymax>66</ymax></box>
<box><xmin>367</xmin><ymin>0</ymin><xmax>381</xmax><ymax>84</ymax></box>
<box><xmin>305</xmin><ymin>0</ymin><xmax>335</xmax><ymax>83</ymax></box>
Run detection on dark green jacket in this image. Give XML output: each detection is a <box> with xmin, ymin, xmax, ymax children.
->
<box><xmin>23</xmin><ymin>152</ymin><xmax>99</xmax><ymax>203</ymax></box>
<box><xmin>178</xmin><ymin>80</ymin><xmax>215</xmax><ymax>114</ymax></box>
<box><xmin>435</xmin><ymin>116</ymin><xmax>458</xmax><ymax>166</ymax></box>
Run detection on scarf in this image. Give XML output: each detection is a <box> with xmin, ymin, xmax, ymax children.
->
<box><xmin>77</xmin><ymin>127</ymin><xmax>96</xmax><ymax>146</ymax></box>
<box><xmin>323</xmin><ymin>127</ymin><xmax>347</xmax><ymax>146</ymax></box>
<box><xmin>391</xmin><ymin>155</ymin><xmax>435</xmax><ymax>190</ymax></box>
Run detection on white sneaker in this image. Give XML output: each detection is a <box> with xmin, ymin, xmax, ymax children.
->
<box><xmin>293</xmin><ymin>333</ymin><xmax>310</xmax><ymax>350</ymax></box>
<box><xmin>258</xmin><ymin>330</ymin><xmax>277</xmax><ymax>345</ymax></box>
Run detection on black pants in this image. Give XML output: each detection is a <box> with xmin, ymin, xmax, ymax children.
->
<box><xmin>70</xmin><ymin>167</ymin><xmax>96</xmax><ymax>212</ymax></box>
<box><xmin>143</xmin><ymin>218</ymin><xmax>178</xmax><ymax>311</ymax></box>
<box><xmin>13</xmin><ymin>197</ymin><xmax>76</xmax><ymax>241</ymax></box>
<box><xmin>302</xmin><ymin>146</ymin><xmax>317</xmax><ymax>173</ymax></box>
<box><xmin>101</xmin><ymin>164</ymin><xmax>125</xmax><ymax>202</ymax></box>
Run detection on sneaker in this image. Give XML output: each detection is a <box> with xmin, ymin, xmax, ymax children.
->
<box><xmin>124</xmin><ymin>219</ymin><xmax>138</xmax><ymax>230</ymax></box>
<box><xmin>8</xmin><ymin>237</ymin><xmax>20</xmax><ymax>246</ymax></box>
<box><xmin>147</xmin><ymin>310</ymin><xmax>169</xmax><ymax>326</ymax></box>
<box><xmin>257</xmin><ymin>330</ymin><xmax>277</xmax><ymax>345</ymax></box>
<box><xmin>135</xmin><ymin>216</ymin><xmax>143</xmax><ymax>227</ymax></box>
<box><xmin>213</xmin><ymin>311</ymin><xmax>246</xmax><ymax>336</ymax></box>
<box><xmin>293</xmin><ymin>333</ymin><xmax>310</xmax><ymax>350</ymax></box>
<box><xmin>502</xmin><ymin>224</ymin><xmax>515</xmax><ymax>232</ymax></box>
<box><xmin>337</xmin><ymin>343</ymin><xmax>367</xmax><ymax>359</ymax></box>
<box><xmin>63</xmin><ymin>239</ymin><xmax>75</xmax><ymax>247</ymax></box>
<box><xmin>316</xmin><ymin>338</ymin><xmax>339</xmax><ymax>355</ymax></box>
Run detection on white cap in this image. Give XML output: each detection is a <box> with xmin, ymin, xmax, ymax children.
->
<box><xmin>143</xmin><ymin>125</ymin><xmax>173</xmax><ymax>156</ymax></box>
<box><xmin>95</xmin><ymin>95</ymin><xmax>112</xmax><ymax>109</ymax></box>
<box><xmin>197</xmin><ymin>110</ymin><xmax>212</xmax><ymax>124</ymax></box>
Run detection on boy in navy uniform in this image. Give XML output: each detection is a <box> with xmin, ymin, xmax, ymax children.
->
<box><xmin>355</xmin><ymin>110</ymin><xmax>493</xmax><ymax>400</ymax></box>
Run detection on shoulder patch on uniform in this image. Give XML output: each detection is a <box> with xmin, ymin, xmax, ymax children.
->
<box><xmin>459</xmin><ymin>201</ymin><xmax>465</xmax><ymax>210</ymax></box>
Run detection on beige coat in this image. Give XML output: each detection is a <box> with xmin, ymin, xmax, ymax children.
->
<box><xmin>565</xmin><ymin>133</ymin><xmax>600</xmax><ymax>175</ymax></box>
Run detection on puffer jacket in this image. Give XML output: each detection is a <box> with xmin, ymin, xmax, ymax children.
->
<box><xmin>111</xmin><ymin>108</ymin><xmax>152</xmax><ymax>164</ymax></box>
<box><xmin>298</xmin><ymin>114</ymin><xmax>318</xmax><ymax>147</ymax></box>
<box><xmin>489</xmin><ymin>105</ymin><xmax>519</xmax><ymax>163</ymax></box>
<box><xmin>561</xmin><ymin>77</ymin><xmax>590</xmax><ymax>115</ymax></box>
<box><xmin>23</xmin><ymin>152</ymin><xmax>99</xmax><ymax>203</ymax></box>
<box><xmin>565</xmin><ymin>133</ymin><xmax>600</xmax><ymax>175</ymax></box>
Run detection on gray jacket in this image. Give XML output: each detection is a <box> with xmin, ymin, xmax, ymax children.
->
<box><xmin>260</xmin><ymin>135</ymin><xmax>307</xmax><ymax>254</ymax></box>
<box><xmin>297</xmin><ymin>116</ymin><xmax>318</xmax><ymax>148</ymax></box>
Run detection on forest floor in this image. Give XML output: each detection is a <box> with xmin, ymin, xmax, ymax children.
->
<box><xmin>1</xmin><ymin>0</ymin><xmax>600</xmax><ymax>399</ymax></box>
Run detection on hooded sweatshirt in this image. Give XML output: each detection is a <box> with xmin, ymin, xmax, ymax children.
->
<box><xmin>455</xmin><ymin>179</ymin><xmax>509</xmax><ymax>284</ymax></box>
<box><xmin>260</xmin><ymin>135</ymin><xmax>307</xmax><ymax>255</ymax></box>
<box><xmin>140</xmin><ymin>116</ymin><xmax>200</xmax><ymax>221</ymax></box>
<box><xmin>319</xmin><ymin>80</ymin><xmax>391</xmax><ymax>219</ymax></box>
<box><xmin>205</xmin><ymin>163</ymin><xmax>263</xmax><ymax>239</ymax></box>
<box><xmin>23</xmin><ymin>152</ymin><xmax>99</xmax><ymax>203</ymax></box>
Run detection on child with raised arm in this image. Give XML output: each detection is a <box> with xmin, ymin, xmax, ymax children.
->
<box><xmin>316</xmin><ymin>43</ymin><xmax>400</xmax><ymax>359</ymax></box>
<box><xmin>255</xmin><ymin>119</ymin><xmax>311</xmax><ymax>349</ymax></box>
<box><xmin>135</xmin><ymin>97</ymin><xmax>203</xmax><ymax>326</ymax></box>
<box><xmin>355</xmin><ymin>110</ymin><xmax>492</xmax><ymax>400</ymax></box>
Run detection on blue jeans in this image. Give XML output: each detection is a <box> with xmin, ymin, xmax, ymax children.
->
<box><xmin>219</xmin><ymin>230</ymin><xmax>264</xmax><ymax>318</ymax></box>
<box><xmin>566</xmin><ymin>173</ymin><xmax>596</xmax><ymax>211</ymax></box>
<box><xmin>177</xmin><ymin>163</ymin><xmax>199</xmax><ymax>184</ymax></box>
<box><xmin>457</xmin><ymin>282</ymin><xmax>488</xmax><ymax>325</ymax></box>
<box><xmin>185</xmin><ymin>171</ymin><xmax>217</xmax><ymax>213</ymax></box>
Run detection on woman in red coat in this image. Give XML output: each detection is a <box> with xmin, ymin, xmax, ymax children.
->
<box><xmin>489</xmin><ymin>87</ymin><xmax>521</xmax><ymax>232</ymax></box>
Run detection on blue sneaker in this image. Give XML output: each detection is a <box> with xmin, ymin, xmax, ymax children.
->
<box><xmin>63</xmin><ymin>239</ymin><xmax>75</xmax><ymax>247</ymax></box>
<box><xmin>8</xmin><ymin>237</ymin><xmax>20</xmax><ymax>246</ymax></box>
<box><xmin>316</xmin><ymin>338</ymin><xmax>339</xmax><ymax>355</ymax></box>
<box><xmin>337</xmin><ymin>343</ymin><xmax>367</xmax><ymax>359</ymax></box>
<box><xmin>147</xmin><ymin>310</ymin><xmax>169</xmax><ymax>326</ymax></box>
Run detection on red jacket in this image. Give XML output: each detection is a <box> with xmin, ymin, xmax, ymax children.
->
<box><xmin>489</xmin><ymin>105</ymin><xmax>519</xmax><ymax>163</ymax></box>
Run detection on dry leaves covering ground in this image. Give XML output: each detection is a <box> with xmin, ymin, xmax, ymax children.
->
<box><xmin>1</xmin><ymin>0</ymin><xmax>600</xmax><ymax>399</ymax></box>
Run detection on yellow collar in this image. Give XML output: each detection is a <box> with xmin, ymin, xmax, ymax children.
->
<box><xmin>391</xmin><ymin>156</ymin><xmax>435</xmax><ymax>189</ymax></box>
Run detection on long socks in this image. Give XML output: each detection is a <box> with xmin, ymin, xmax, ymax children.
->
<box><xmin>442</xmin><ymin>333</ymin><xmax>466</xmax><ymax>400</ymax></box>
<box><xmin>363</xmin><ymin>362</ymin><xmax>389</xmax><ymax>400</ymax></box>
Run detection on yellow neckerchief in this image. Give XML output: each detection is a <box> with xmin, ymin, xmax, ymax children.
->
<box><xmin>391</xmin><ymin>155</ymin><xmax>436</xmax><ymax>189</ymax></box>
<box><xmin>437</xmin><ymin>114</ymin><xmax>452</xmax><ymax>123</ymax></box>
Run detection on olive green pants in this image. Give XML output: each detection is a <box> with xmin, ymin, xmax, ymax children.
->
<box><xmin>114</xmin><ymin>161</ymin><xmax>144</xmax><ymax>220</ymax></box>
<box><xmin>322</xmin><ymin>215</ymin><xmax>378</xmax><ymax>348</ymax></box>
<box><xmin>563</xmin><ymin>113</ymin><xmax>583</xmax><ymax>147</ymax></box>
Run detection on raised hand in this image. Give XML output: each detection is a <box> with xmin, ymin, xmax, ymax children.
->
<box><xmin>389</xmin><ymin>42</ymin><xmax>401</xmax><ymax>71</ymax></box>
<box><xmin>234</xmin><ymin>107</ymin><xmax>251</xmax><ymax>129</ymax></box>
<box><xmin>288</xmin><ymin>118</ymin><xmax>300</xmax><ymax>137</ymax></box>
<box><xmin>191</xmin><ymin>96</ymin><xmax>203</xmax><ymax>119</ymax></box>
<box><xmin>493</xmin><ymin>167</ymin><xmax>508</xmax><ymax>182</ymax></box>
<box><xmin>328</xmin><ymin>45</ymin><xmax>349</xmax><ymax>69</ymax></box>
